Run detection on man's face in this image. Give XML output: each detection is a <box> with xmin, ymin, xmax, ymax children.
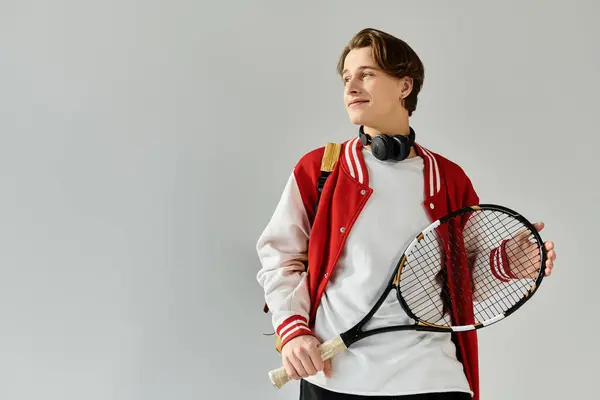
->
<box><xmin>341</xmin><ymin>47</ymin><xmax>409</xmax><ymax>129</ymax></box>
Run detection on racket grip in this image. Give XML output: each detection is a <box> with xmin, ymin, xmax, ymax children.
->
<box><xmin>268</xmin><ymin>335</ymin><xmax>347</xmax><ymax>389</ymax></box>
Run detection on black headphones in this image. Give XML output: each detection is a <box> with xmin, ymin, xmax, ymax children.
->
<box><xmin>358</xmin><ymin>125</ymin><xmax>416</xmax><ymax>162</ymax></box>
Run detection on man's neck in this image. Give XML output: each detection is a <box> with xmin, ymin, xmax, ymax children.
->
<box><xmin>362</xmin><ymin>119</ymin><xmax>410</xmax><ymax>137</ymax></box>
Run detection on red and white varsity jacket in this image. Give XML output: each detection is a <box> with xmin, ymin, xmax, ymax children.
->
<box><xmin>257</xmin><ymin>136</ymin><xmax>511</xmax><ymax>400</ymax></box>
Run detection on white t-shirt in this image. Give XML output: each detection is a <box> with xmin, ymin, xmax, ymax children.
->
<box><xmin>304</xmin><ymin>149</ymin><xmax>472</xmax><ymax>397</ymax></box>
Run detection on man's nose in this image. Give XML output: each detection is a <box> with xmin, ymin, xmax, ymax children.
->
<box><xmin>345</xmin><ymin>78</ymin><xmax>360</xmax><ymax>94</ymax></box>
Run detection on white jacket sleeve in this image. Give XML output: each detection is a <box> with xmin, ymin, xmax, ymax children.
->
<box><xmin>256</xmin><ymin>172</ymin><xmax>314</xmax><ymax>348</ymax></box>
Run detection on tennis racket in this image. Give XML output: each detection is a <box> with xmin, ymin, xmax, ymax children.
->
<box><xmin>268</xmin><ymin>203</ymin><xmax>547</xmax><ymax>389</ymax></box>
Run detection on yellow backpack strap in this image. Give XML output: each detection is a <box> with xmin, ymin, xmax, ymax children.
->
<box><xmin>315</xmin><ymin>142</ymin><xmax>341</xmax><ymax>210</ymax></box>
<box><xmin>321</xmin><ymin>142</ymin><xmax>342</xmax><ymax>172</ymax></box>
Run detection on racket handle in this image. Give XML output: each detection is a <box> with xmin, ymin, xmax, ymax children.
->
<box><xmin>268</xmin><ymin>334</ymin><xmax>347</xmax><ymax>389</ymax></box>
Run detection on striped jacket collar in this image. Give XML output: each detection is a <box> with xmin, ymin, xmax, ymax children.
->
<box><xmin>339</xmin><ymin>136</ymin><xmax>442</xmax><ymax>200</ymax></box>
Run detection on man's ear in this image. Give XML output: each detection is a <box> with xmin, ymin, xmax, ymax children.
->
<box><xmin>399</xmin><ymin>77</ymin><xmax>414</xmax><ymax>100</ymax></box>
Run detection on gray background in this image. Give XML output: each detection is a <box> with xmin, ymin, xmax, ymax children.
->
<box><xmin>1</xmin><ymin>1</ymin><xmax>597</xmax><ymax>399</ymax></box>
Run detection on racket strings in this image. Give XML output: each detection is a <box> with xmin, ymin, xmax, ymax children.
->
<box><xmin>398</xmin><ymin>209</ymin><xmax>543</xmax><ymax>327</ymax></box>
<box><xmin>400</xmin><ymin>231</ymin><xmax>453</xmax><ymax>325</ymax></box>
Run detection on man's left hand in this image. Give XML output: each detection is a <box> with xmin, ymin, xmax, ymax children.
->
<box><xmin>505</xmin><ymin>222</ymin><xmax>556</xmax><ymax>279</ymax></box>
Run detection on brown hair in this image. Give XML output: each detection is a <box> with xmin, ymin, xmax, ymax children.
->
<box><xmin>337</xmin><ymin>28</ymin><xmax>425</xmax><ymax>116</ymax></box>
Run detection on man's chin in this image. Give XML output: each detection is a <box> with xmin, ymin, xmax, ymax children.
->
<box><xmin>347</xmin><ymin>113</ymin><xmax>371</xmax><ymax>127</ymax></box>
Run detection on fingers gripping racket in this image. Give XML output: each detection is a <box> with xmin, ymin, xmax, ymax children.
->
<box><xmin>268</xmin><ymin>204</ymin><xmax>547</xmax><ymax>389</ymax></box>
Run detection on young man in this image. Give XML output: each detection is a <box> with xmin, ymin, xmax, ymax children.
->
<box><xmin>256</xmin><ymin>28</ymin><xmax>556</xmax><ymax>400</ymax></box>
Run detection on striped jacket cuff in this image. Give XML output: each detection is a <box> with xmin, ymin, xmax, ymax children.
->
<box><xmin>276</xmin><ymin>315</ymin><xmax>314</xmax><ymax>349</ymax></box>
<box><xmin>489</xmin><ymin>239</ymin><xmax>516</xmax><ymax>282</ymax></box>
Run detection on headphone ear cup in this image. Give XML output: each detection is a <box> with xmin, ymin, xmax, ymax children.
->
<box><xmin>359</xmin><ymin>131</ymin><xmax>369</xmax><ymax>147</ymax></box>
<box><xmin>371</xmin><ymin>135</ymin><xmax>390</xmax><ymax>161</ymax></box>
<box><xmin>391</xmin><ymin>135</ymin><xmax>410</xmax><ymax>161</ymax></box>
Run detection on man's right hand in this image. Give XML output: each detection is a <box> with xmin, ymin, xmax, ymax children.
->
<box><xmin>281</xmin><ymin>335</ymin><xmax>332</xmax><ymax>380</ymax></box>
